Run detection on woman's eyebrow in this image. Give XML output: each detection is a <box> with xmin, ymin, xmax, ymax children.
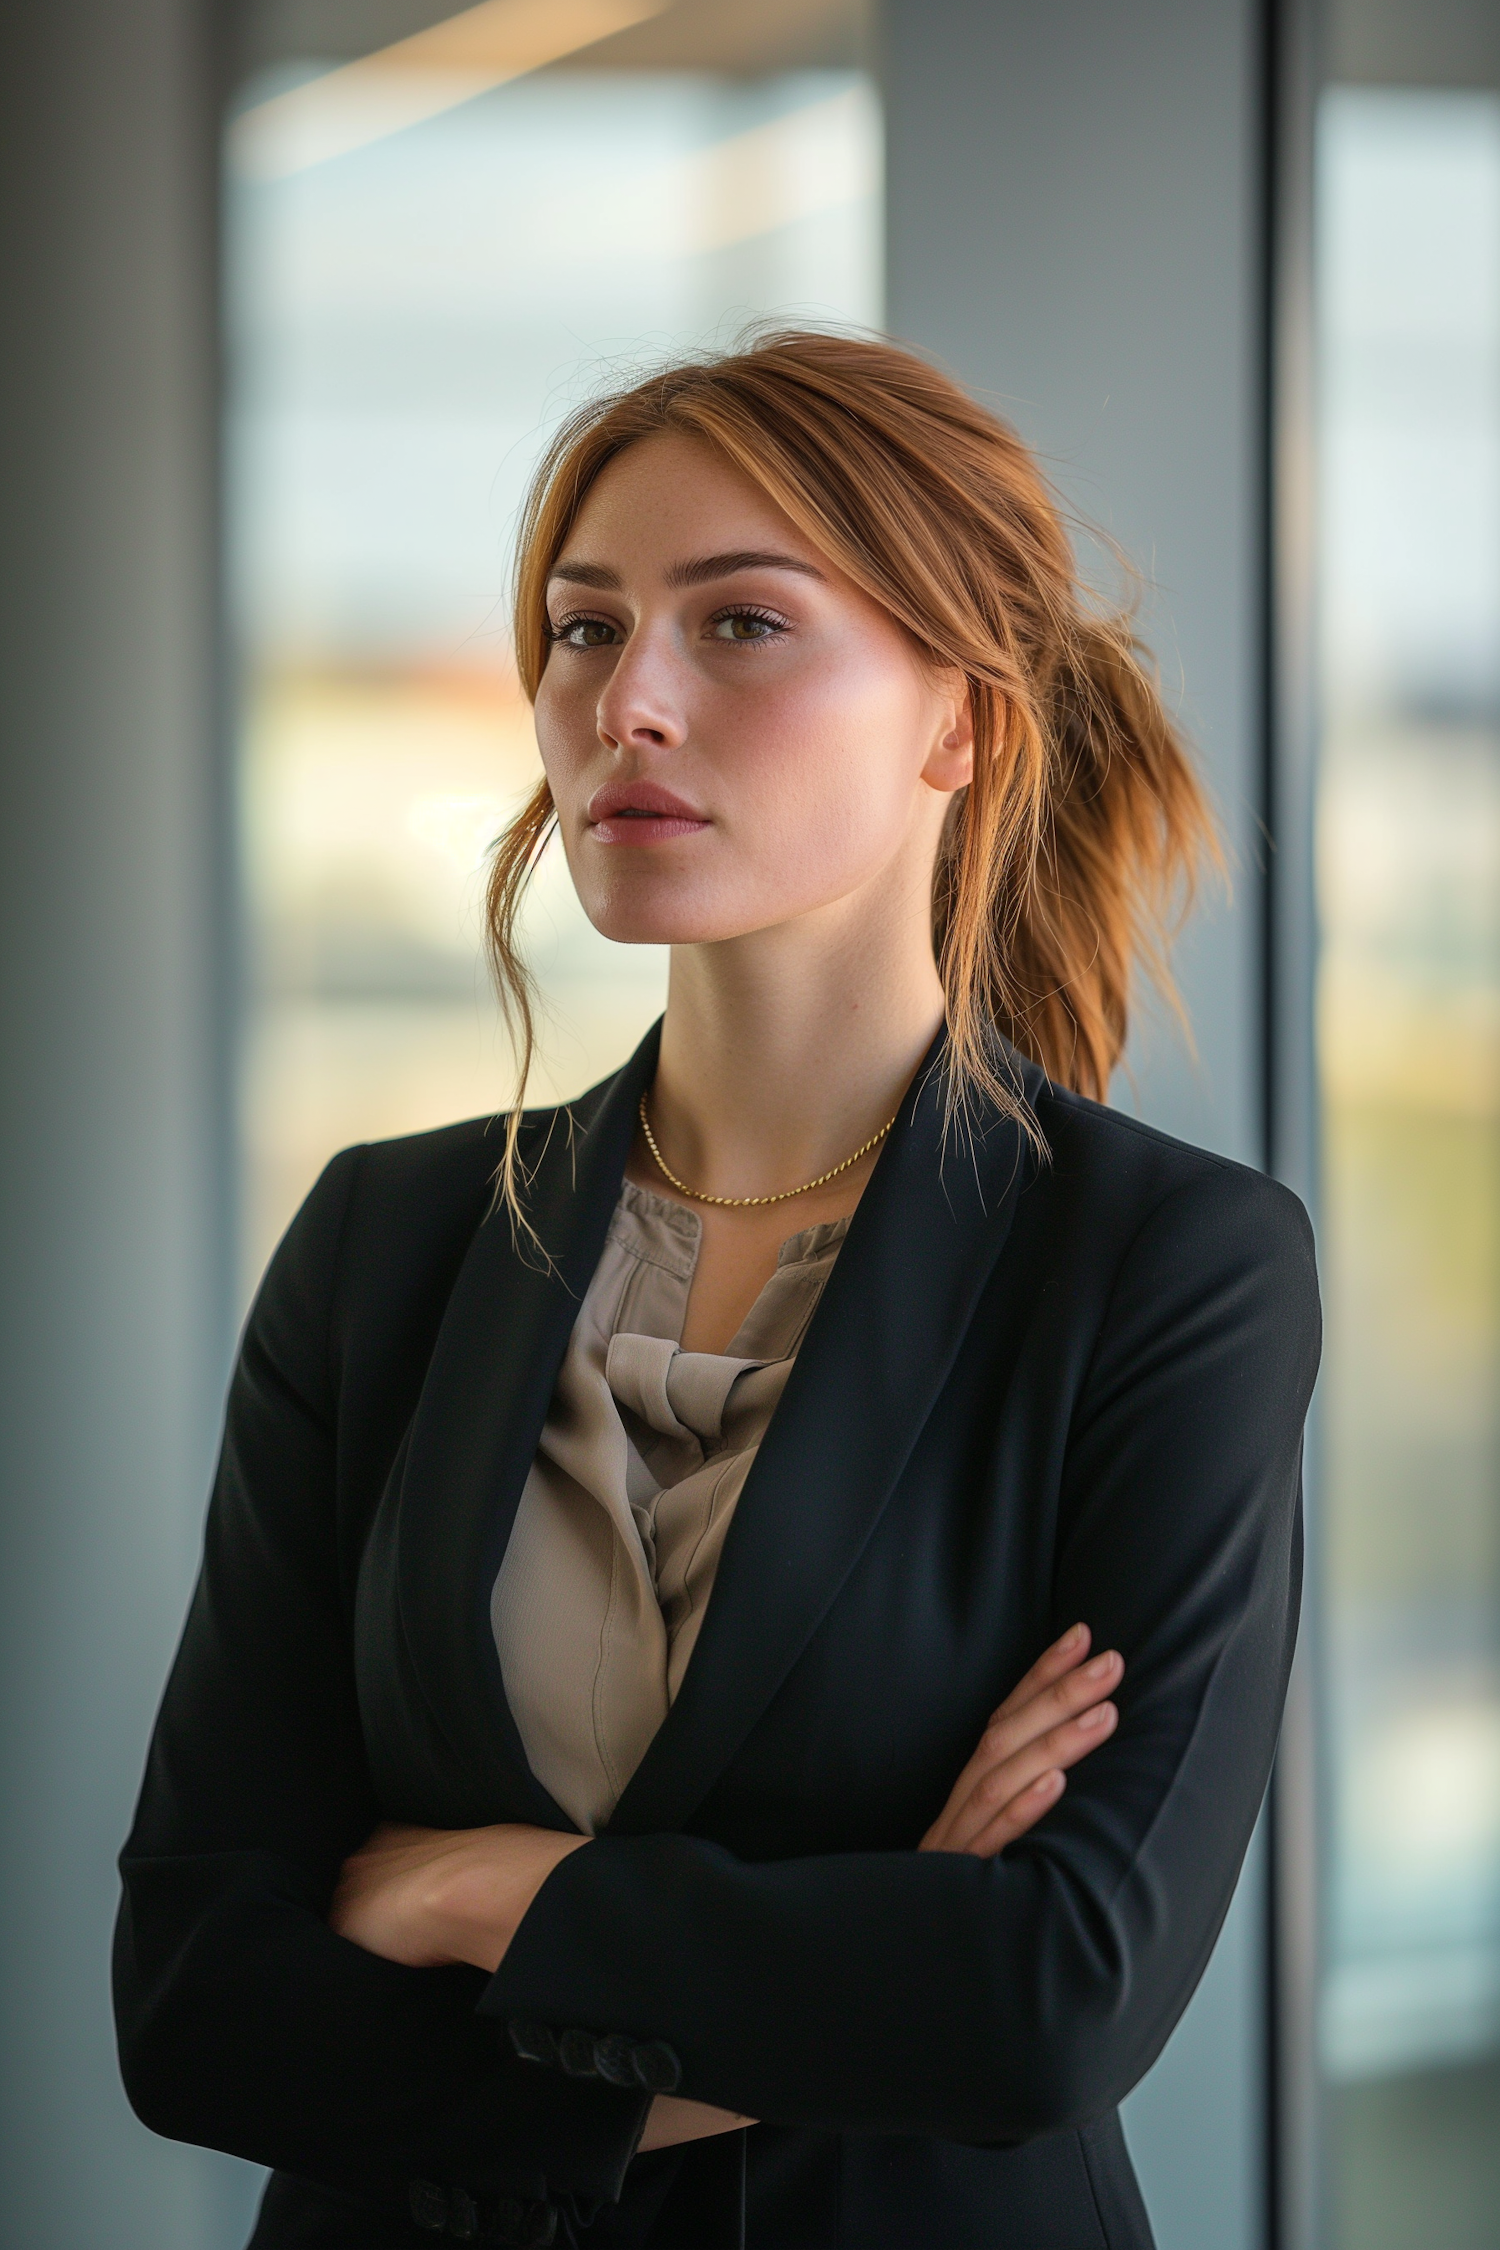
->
<box><xmin>549</xmin><ymin>561</ymin><xmax>621</xmax><ymax>590</ymax></box>
<box><xmin>665</xmin><ymin>549</ymin><xmax>826</xmax><ymax>588</ymax></box>
<box><xmin>547</xmin><ymin>550</ymin><xmax>826</xmax><ymax>593</ymax></box>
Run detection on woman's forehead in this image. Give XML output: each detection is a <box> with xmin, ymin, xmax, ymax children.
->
<box><xmin>570</xmin><ymin>434</ymin><xmax>802</xmax><ymax>545</ymax></box>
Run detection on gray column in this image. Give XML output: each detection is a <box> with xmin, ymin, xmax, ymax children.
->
<box><xmin>0</xmin><ymin>2</ymin><xmax>259</xmax><ymax>2242</ymax></box>
<box><xmin>882</xmin><ymin>3</ymin><xmax>1270</xmax><ymax>2245</ymax></box>
<box><xmin>883</xmin><ymin>0</ymin><xmax>1267</xmax><ymax>1168</ymax></box>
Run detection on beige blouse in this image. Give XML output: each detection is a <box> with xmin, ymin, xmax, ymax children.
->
<box><xmin>491</xmin><ymin>1180</ymin><xmax>848</xmax><ymax>1833</ymax></box>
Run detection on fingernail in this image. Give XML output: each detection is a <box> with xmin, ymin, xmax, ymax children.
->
<box><xmin>1036</xmin><ymin>1769</ymin><xmax>1063</xmax><ymax>1792</ymax></box>
<box><xmin>1078</xmin><ymin>1702</ymin><xmax>1114</xmax><ymax>1729</ymax></box>
<box><xmin>1061</xmin><ymin>1623</ymin><xmax>1086</xmax><ymax>1649</ymax></box>
<box><xmin>1084</xmin><ymin>1651</ymin><xmax>1118</xmax><ymax>1679</ymax></box>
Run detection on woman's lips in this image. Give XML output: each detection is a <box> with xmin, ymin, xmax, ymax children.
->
<box><xmin>591</xmin><ymin>813</ymin><xmax>708</xmax><ymax>844</ymax></box>
<box><xmin>586</xmin><ymin>780</ymin><xmax>710</xmax><ymax>846</ymax></box>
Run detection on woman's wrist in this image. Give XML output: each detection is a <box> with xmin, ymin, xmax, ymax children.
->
<box><xmin>430</xmin><ymin>1827</ymin><xmax>590</xmax><ymax>1974</ymax></box>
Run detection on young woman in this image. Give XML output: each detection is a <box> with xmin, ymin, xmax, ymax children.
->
<box><xmin>115</xmin><ymin>332</ymin><xmax>1319</xmax><ymax>2250</ymax></box>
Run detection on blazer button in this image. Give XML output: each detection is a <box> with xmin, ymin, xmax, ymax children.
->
<box><xmin>407</xmin><ymin>2179</ymin><xmax>449</xmax><ymax>2232</ymax></box>
<box><xmin>559</xmin><ymin>2026</ymin><xmax>601</xmax><ymax>2077</ymax></box>
<box><xmin>508</xmin><ymin>2020</ymin><xmax>560</xmax><ymax>2068</ymax></box>
<box><xmin>630</xmin><ymin>2040</ymin><xmax>682</xmax><ymax>2094</ymax></box>
<box><xmin>447</xmin><ymin>2188</ymin><xmax>480</xmax><ymax>2240</ymax></box>
<box><xmin>591</xmin><ymin>2032</ymin><xmax>639</xmax><ymax>2087</ymax></box>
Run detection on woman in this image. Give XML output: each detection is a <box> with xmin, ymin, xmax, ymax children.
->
<box><xmin>115</xmin><ymin>332</ymin><xmax>1319</xmax><ymax>2250</ymax></box>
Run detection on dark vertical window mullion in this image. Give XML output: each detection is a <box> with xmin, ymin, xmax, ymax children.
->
<box><xmin>1267</xmin><ymin>0</ymin><xmax>1329</xmax><ymax>2244</ymax></box>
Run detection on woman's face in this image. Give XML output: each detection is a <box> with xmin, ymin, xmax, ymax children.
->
<box><xmin>533</xmin><ymin>431</ymin><xmax>972</xmax><ymax>949</ymax></box>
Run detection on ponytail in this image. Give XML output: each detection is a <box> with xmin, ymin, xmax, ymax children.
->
<box><xmin>951</xmin><ymin>611</ymin><xmax>1212</xmax><ymax>1108</ymax></box>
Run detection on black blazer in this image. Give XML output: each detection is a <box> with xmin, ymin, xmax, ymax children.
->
<box><xmin>115</xmin><ymin>1027</ymin><xmax>1320</xmax><ymax>2250</ymax></box>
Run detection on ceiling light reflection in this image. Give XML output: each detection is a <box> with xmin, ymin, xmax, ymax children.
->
<box><xmin>230</xmin><ymin>0</ymin><xmax>671</xmax><ymax>179</ymax></box>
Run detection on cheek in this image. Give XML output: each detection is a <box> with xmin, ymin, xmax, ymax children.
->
<box><xmin>533</xmin><ymin>669</ymin><xmax>592</xmax><ymax>802</ymax></box>
<box><xmin>730</xmin><ymin>655</ymin><xmax>926</xmax><ymax>880</ymax></box>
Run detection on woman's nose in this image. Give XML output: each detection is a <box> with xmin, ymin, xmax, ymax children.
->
<box><xmin>596</xmin><ymin>633</ymin><xmax>686</xmax><ymax>752</ymax></box>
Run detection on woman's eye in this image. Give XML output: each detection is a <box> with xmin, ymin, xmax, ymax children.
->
<box><xmin>551</xmin><ymin>615</ymin><xmax>620</xmax><ymax>648</ymax></box>
<box><xmin>709</xmin><ymin>610</ymin><xmax>786</xmax><ymax>643</ymax></box>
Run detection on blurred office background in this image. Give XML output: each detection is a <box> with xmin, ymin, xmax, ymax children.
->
<box><xmin>2</xmin><ymin>0</ymin><xmax>1497</xmax><ymax>2243</ymax></box>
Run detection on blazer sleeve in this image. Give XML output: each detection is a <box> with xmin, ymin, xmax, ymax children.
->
<box><xmin>113</xmin><ymin>1148</ymin><xmax>650</xmax><ymax>2208</ymax></box>
<box><xmin>481</xmin><ymin>1162</ymin><xmax>1320</xmax><ymax>2144</ymax></box>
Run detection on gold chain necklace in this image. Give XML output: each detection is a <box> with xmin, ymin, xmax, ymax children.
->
<box><xmin>637</xmin><ymin>1091</ymin><xmax>898</xmax><ymax>1209</ymax></box>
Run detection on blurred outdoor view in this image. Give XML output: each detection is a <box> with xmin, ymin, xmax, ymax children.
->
<box><xmin>226</xmin><ymin>0</ymin><xmax>881</xmax><ymax>1293</ymax></box>
<box><xmin>1316</xmin><ymin>87</ymin><xmax>1500</xmax><ymax>2247</ymax></box>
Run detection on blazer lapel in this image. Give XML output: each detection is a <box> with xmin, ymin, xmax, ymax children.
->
<box><xmin>606</xmin><ymin>1042</ymin><xmax>1042</xmax><ymax>1839</ymax></box>
<box><xmin>390</xmin><ymin>1023</ymin><xmax>661</xmax><ymax>1828</ymax></box>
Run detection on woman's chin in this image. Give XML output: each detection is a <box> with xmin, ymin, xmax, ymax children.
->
<box><xmin>586</xmin><ymin>907</ymin><xmax>744</xmax><ymax>948</ymax></box>
<box><xmin>578</xmin><ymin>884</ymin><xmax>774</xmax><ymax>950</ymax></box>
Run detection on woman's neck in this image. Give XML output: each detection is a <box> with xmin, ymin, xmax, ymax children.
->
<box><xmin>650</xmin><ymin>891</ymin><xmax>947</xmax><ymax>1203</ymax></box>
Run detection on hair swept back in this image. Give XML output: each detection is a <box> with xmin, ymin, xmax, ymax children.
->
<box><xmin>487</xmin><ymin>328</ymin><xmax>1219</xmax><ymax>1222</ymax></box>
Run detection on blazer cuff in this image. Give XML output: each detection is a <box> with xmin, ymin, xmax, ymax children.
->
<box><xmin>486</xmin><ymin>2044</ymin><xmax>652</xmax><ymax>2205</ymax></box>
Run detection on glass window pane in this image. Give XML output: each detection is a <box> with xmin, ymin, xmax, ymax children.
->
<box><xmin>1316</xmin><ymin>82</ymin><xmax>1500</xmax><ymax>2249</ymax></box>
<box><xmin>226</xmin><ymin>17</ymin><xmax>882</xmax><ymax>1293</ymax></box>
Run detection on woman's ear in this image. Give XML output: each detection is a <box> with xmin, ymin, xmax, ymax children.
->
<box><xmin>923</xmin><ymin>674</ymin><xmax>975</xmax><ymax>793</ymax></box>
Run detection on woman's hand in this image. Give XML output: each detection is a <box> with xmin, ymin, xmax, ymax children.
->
<box><xmin>329</xmin><ymin>1821</ymin><xmax>588</xmax><ymax>1974</ymax></box>
<box><xmin>331</xmin><ymin>1825</ymin><xmax>754</xmax><ymax>2155</ymax></box>
<box><xmin>644</xmin><ymin>1634</ymin><xmax>1122</xmax><ymax>2150</ymax></box>
<box><xmin>919</xmin><ymin>1624</ymin><xmax>1122</xmax><ymax>1857</ymax></box>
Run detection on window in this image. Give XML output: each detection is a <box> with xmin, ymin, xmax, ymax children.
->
<box><xmin>1315</xmin><ymin>74</ymin><xmax>1500</xmax><ymax>2250</ymax></box>
<box><xmin>226</xmin><ymin>0</ymin><xmax>882</xmax><ymax>1291</ymax></box>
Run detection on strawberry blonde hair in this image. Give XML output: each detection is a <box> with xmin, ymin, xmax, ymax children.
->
<box><xmin>487</xmin><ymin>330</ymin><xmax>1216</xmax><ymax>1213</ymax></box>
